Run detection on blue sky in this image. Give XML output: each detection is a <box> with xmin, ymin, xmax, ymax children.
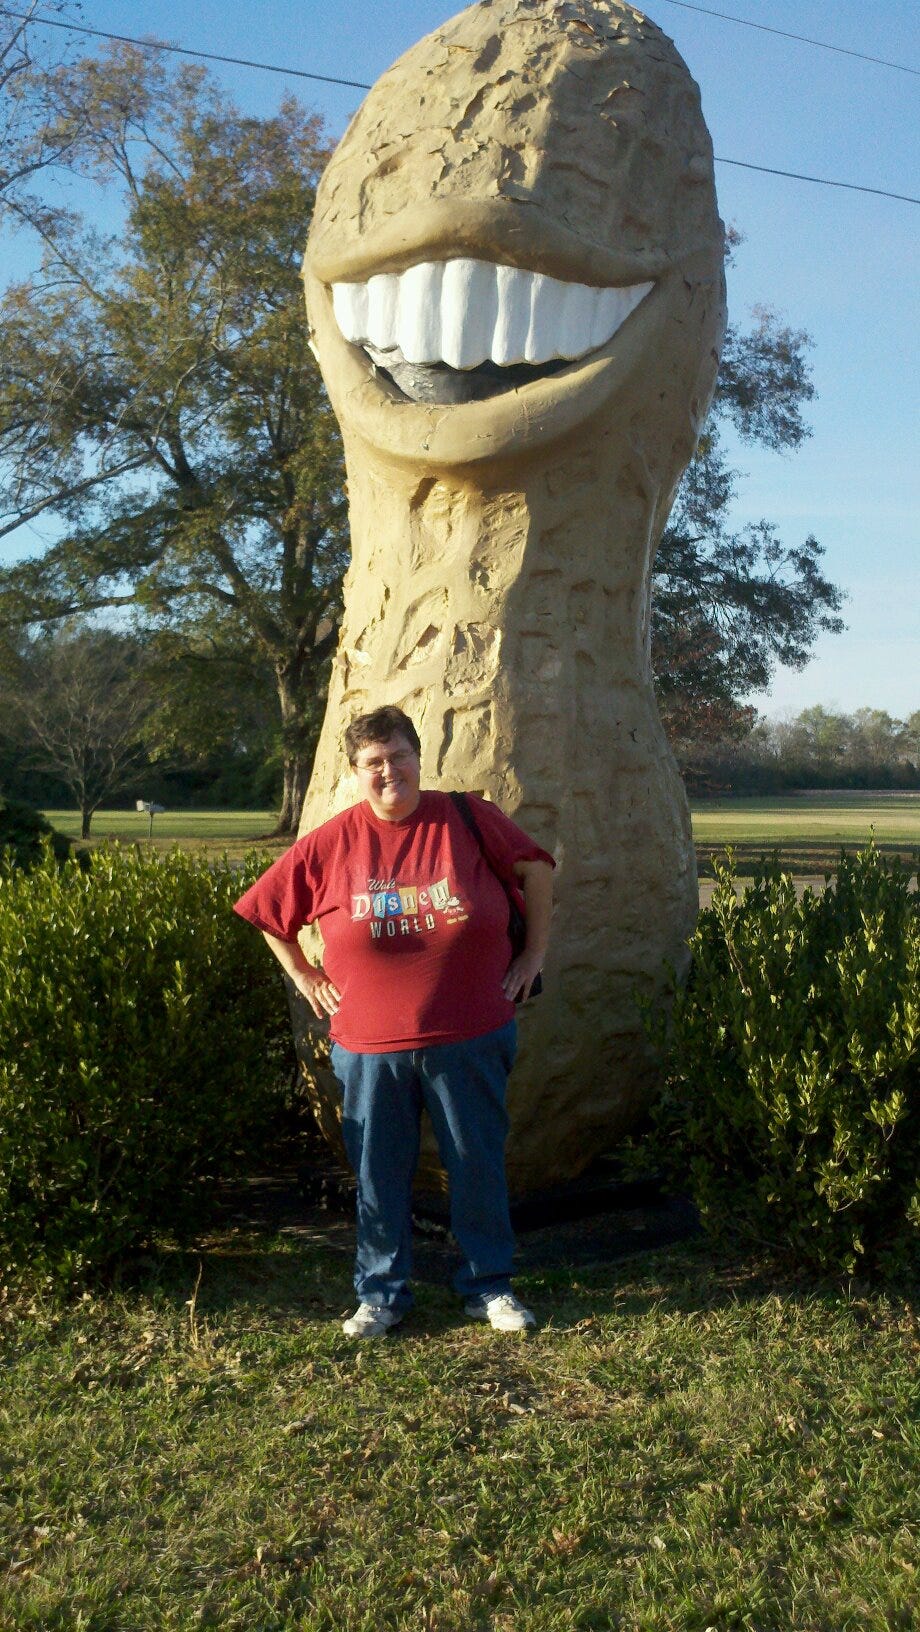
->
<box><xmin>4</xmin><ymin>1</ymin><xmax>918</xmax><ymax>718</ymax></box>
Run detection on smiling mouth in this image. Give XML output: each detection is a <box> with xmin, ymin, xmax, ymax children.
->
<box><xmin>331</xmin><ymin>256</ymin><xmax>654</xmax><ymax>406</ymax></box>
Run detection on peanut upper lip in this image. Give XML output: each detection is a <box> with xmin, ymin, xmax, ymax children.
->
<box><xmin>307</xmin><ymin>196</ymin><xmax>672</xmax><ymax>291</ymax></box>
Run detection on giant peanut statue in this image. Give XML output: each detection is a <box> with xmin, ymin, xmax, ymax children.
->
<box><xmin>296</xmin><ymin>0</ymin><xmax>726</xmax><ymax>1193</ymax></box>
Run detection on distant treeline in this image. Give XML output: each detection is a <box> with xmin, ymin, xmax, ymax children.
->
<box><xmin>681</xmin><ymin>707</ymin><xmax>920</xmax><ymax>796</ymax></box>
<box><xmin>0</xmin><ymin>742</ymin><xmax>281</xmax><ymax>815</ymax></box>
<box><xmin>6</xmin><ymin>700</ymin><xmax>918</xmax><ymax>812</ymax></box>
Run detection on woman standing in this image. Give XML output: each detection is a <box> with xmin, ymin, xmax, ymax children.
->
<box><xmin>233</xmin><ymin>705</ymin><xmax>554</xmax><ymax>1337</ymax></box>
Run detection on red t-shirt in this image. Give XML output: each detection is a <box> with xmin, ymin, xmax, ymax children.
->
<box><xmin>233</xmin><ymin>791</ymin><xmax>554</xmax><ymax>1052</ymax></box>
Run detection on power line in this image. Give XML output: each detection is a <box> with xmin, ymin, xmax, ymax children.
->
<box><xmin>0</xmin><ymin>8</ymin><xmax>374</xmax><ymax>90</ymax></box>
<box><xmin>714</xmin><ymin>157</ymin><xmax>919</xmax><ymax>207</ymax></box>
<box><xmin>2</xmin><ymin>7</ymin><xmax>917</xmax><ymax>207</ymax></box>
<box><xmin>656</xmin><ymin>0</ymin><xmax>920</xmax><ymax>77</ymax></box>
<box><xmin>7</xmin><ymin>2</ymin><xmax>920</xmax><ymax>85</ymax></box>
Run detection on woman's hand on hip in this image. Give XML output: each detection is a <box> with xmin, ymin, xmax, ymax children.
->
<box><xmin>260</xmin><ymin>931</ymin><xmax>341</xmax><ymax>1019</ymax></box>
<box><xmin>502</xmin><ymin>948</ymin><xmax>543</xmax><ymax>1003</ymax></box>
<box><xmin>291</xmin><ymin>963</ymin><xmax>342</xmax><ymax>1019</ymax></box>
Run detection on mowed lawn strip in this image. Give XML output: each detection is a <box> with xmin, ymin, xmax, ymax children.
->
<box><xmin>2</xmin><ymin>1238</ymin><xmax>917</xmax><ymax>1631</ymax></box>
<box><xmin>41</xmin><ymin>810</ymin><xmax>288</xmax><ymax>864</ymax></box>
<box><xmin>690</xmin><ymin>793</ymin><xmax>920</xmax><ymax>875</ymax></box>
<box><xmin>43</xmin><ymin>794</ymin><xmax>920</xmax><ymax>873</ymax></box>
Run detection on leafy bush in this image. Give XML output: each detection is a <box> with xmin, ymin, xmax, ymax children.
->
<box><xmin>0</xmin><ymin>843</ymin><xmax>293</xmax><ymax>1286</ymax></box>
<box><xmin>646</xmin><ymin>845</ymin><xmax>920</xmax><ymax>1278</ymax></box>
<box><xmin>0</xmin><ymin>793</ymin><xmax>72</xmax><ymax>868</ymax></box>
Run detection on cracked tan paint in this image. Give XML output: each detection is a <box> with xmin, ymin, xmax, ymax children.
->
<box><xmin>296</xmin><ymin>0</ymin><xmax>726</xmax><ymax>1193</ymax></box>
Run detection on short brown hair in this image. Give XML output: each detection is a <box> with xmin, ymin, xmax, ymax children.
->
<box><xmin>344</xmin><ymin>706</ymin><xmax>421</xmax><ymax>764</ymax></box>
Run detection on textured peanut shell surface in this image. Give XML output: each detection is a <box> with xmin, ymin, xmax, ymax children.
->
<box><xmin>297</xmin><ymin>0</ymin><xmax>726</xmax><ymax>1193</ymax></box>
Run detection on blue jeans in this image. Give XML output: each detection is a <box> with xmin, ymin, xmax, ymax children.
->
<box><xmin>330</xmin><ymin>1021</ymin><xmax>517</xmax><ymax>1312</ymax></box>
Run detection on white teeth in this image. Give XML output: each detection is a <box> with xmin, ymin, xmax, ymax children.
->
<box><xmin>591</xmin><ymin>285</ymin><xmax>647</xmax><ymax>350</ymax></box>
<box><xmin>557</xmin><ymin>280</ymin><xmax>599</xmax><ymax>359</ymax></box>
<box><xmin>395</xmin><ymin>261</ymin><xmax>443</xmax><ymax>363</ymax></box>
<box><xmin>367</xmin><ymin>272</ymin><xmax>398</xmax><ymax>347</ymax></box>
<box><xmin>331</xmin><ymin>258</ymin><xmax>653</xmax><ymax>371</ymax></box>
<box><xmin>525</xmin><ymin>271</ymin><xmax>559</xmax><ymax>365</ymax></box>
<box><xmin>441</xmin><ymin>258</ymin><xmax>497</xmax><ymax>370</ymax></box>
<box><xmin>492</xmin><ymin>264</ymin><xmax>533</xmax><ymax>367</ymax></box>
<box><xmin>331</xmin><ymin>279</ymin><xmax>368</xmax><ymax>341</ymax></box>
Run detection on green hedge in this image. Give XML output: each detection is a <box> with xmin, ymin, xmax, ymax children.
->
<box><xmin>0</xmin><ymin>843</ymin><xmax>293</xmax><ymax>1286</ymax></box>
<box><xmin>646</xmin><ymin>845</ymin><xmax>920</xmax><ymax>1279</ymax></box>
<box><xmin>0</xmin><ymin>793</ymin><xmax>73</xmax><ymax>869</ymax></box>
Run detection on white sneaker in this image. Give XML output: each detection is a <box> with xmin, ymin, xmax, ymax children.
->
<box><xmin>465</xmin><ymin>1291</ymin><xmax>536</xmax><ymax>1331</ymax></box>
<box><xmin>341</xmin><ymin>1302</ymin><xmax>403</xmax><ymax>1338</ymax></box>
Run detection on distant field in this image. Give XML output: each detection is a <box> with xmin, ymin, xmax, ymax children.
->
<box><xmin>42</xmin><ymin>810</ymin><xmax>288</xmax><ymax>862</ymax></box>
<box><xmin>44</xmin><ymin>793</ymin><xmax>920</xmax><ymax>874</ymax></box>
<box><xmin>690</xmin><ymin>791</ymin><xmax>920</xmax><ymax>875</ymax></box>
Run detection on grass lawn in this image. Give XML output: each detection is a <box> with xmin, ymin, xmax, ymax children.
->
<box><xmin>689</xmin><ymin>793</ymin><xmax>920</xmax><ymax>875</ymax></box>
<box><xmin>42</xmin><ymin>810</ymin><xmax>288</xmax><ymax>864</ymax></box>
<box><xmin>1</xmin><ymin>1235</ymin><xmax>917</xmax><ymax>1631</ymax></box>
<box><xmin>45</xmin><ymin>794</ymin><xmax>920</xmax><ymax>875</ymax></box>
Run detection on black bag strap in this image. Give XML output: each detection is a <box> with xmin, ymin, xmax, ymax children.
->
<box><xmin>450</xmin><ymin>786</ymin><xmax>541</xmax><ymax>998</ymax></box>
<box><xmin>449</xmin><ymin>792</ymin><xmax>542</xmax><ymax>1000</ymax></box>
<box><xmin>449</xmin><ymin>791</ymin><xmax>511</xmax><ymax>897</ymax></box>
<box><xmin>449</xmin><ymin>790</ymin><xmax>525</xmax><ymax>933</ymax></box>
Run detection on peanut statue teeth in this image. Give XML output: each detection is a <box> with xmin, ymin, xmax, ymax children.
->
<box><xmin>299</xmin><ymin>0</ymin><xmax>727</xmax><ymax>1194</ymax></box>
<box><xmin>331</xmin><ymin>257</ymin><xmax>654</xmax><ymax>370</ymax></box>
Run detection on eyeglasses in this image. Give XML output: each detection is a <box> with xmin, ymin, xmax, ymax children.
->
<box><xmin>353</xmin><ymin>749</ymin><xmax>417</xmax><ymax>774</ymax></box>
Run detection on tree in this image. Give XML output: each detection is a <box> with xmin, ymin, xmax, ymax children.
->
<box><xmin>0</xmin><ymin>45</ymin><xmax>347</xmax><ymax>832</ymax></box>
<box><xmin>653</xmin><ymin>299</ymin><xmax>845</xmax><ymax>749</ymax></box>
<box><xmin>848</xmin><ymin>708</ymin><xmax>911</xmax><ymax>768</ymax></box>
<box><xmin>901</xmin><ymin>711</ymin><xmax>920</xmax><ymax>766</ymax></box>
<box><xmin>1</xmin><ymin>2</ymin><xmax>87</xmax><ymax>208</ymax></box>
<box><xmin>141</xmin><ymin>625</ymin><xmax>288</xmax><ymax>807</ymax></box>
<box><xmin>0</xmin><ymin>624</ymin><xmax>153</xmax><ymax>836</ymax></box>
<box><xmin>676</xmin><ymin>705</ymin><xmax>920</xmax><ymax>795</ymax></box>
<box><xmin>773</xmin><ymin>704</ymin><xmax>850</xmax><ymax>769</ymax></box>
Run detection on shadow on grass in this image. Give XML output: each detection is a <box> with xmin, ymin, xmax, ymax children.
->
<box><xmin>116</xmin><ymin>1219</ymin><xmax>913</xmax><ymax>1342</ymax></box>
<box><xmin>695</xmin><ymin>839</ymin><xmax>919</xmax><ymax>876</ymax></box>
